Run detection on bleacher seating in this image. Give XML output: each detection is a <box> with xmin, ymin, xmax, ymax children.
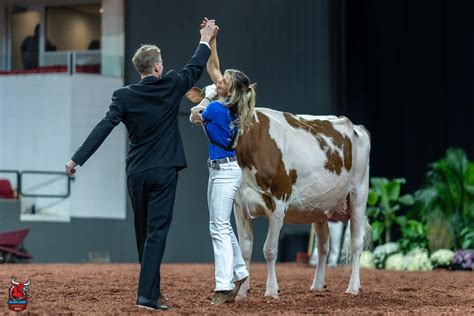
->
<box><xmin>0</xmin><ymin>179</ymin><xmax>15</xmax><ymax>199</ymax></box>
<box><xmin>0</xmin><ymin>64</ymin><xmax>100</xmax><ymax>75</ymax></box>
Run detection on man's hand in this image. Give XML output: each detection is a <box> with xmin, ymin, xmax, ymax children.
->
<box><xmin>200</xmin><ymin>17</ymin><xmax>219</xmax><ymax>44</ymax></box>
<box><xmin>65</xmin><ymin>160</ymin><xmax>77</xmax><ymax>176</ymax></box>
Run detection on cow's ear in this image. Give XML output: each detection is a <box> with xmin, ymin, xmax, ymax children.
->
<box><xmin>185</xmin><ymin>87</ymin><xmax>203</xmax><ymax>103</ymax></box>
<box><xmin>250</xmin><ymin>82</ymin><xmax>257</xmax><ymax>92</ymax></box>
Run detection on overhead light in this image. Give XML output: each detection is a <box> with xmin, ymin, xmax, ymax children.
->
<box><xmin>99</xmin><ymin>8</ymin><xmax>104</xmax><ymax>14</ymax></box>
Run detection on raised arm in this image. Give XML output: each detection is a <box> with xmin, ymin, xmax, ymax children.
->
<box><xmin>207</xmin><ymin>38</ymin><xmax>223</xmax><ymax>84</ymax></box>
<box><xmin>201</xmin><ymin>17</ymin><xmax>223</xmax><ymax>84</ymax></box>
<box><xmin>175</xmin><ymin>19</ymin><xmax>218</xmax><ymax>94</ymax></box>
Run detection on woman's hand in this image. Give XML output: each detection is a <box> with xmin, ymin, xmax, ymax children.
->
<box><xmin>201</xmin><ymin>17</ymin><xmax>211</xmax><ymax>29</ymax></box>
<box><xmin>190</xmin><ymin>105</ymin><xmax>206</xmax><ymax>124</ymax></box>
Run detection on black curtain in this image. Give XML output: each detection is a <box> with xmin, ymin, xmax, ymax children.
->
<box><xmin>339</xmin><ymin>0</ymin><xmax>474</xmax><ymax>192</ymax></box>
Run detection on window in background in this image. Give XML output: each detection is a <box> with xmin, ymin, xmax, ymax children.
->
<box><xmin>11</xmin><ymin>7</ymin><xmax>41</xmax><ymax>71</ymax></box>
<box><xmin>46</xmin><ymin>4</ymin><xmax>101</xmax><ymax>52</ymax></box>
<box><xmin>1</xmin><ymin>1</ymin><xmax>123</xmax><ymax>76</ymax></box>
<box><xmin>45</xmin><ymin>4</ymin><xmax>101</xmax><ymax>73</ymax></box>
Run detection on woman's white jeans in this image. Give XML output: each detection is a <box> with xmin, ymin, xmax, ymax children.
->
<box><xmin>208</xmin><ymin>160</ymin><xmax>249</xmax><ymax>291</ymax></box>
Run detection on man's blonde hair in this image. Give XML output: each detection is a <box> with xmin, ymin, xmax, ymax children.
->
<box><xmin>132</xmin><ymin>44</ymin><xmax>161</xmax><ymax>75</ymax></box>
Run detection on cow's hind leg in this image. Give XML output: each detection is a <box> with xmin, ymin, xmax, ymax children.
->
<box><xmin>346</xmin><ymin>165</ymin><xmax>370</xmax><ymax>295</ymax></box>
<box><xmin>234</xmin><ymin>199</ymin><xmax>253</xmax><ymax>298</ymax></box>
<box><xmin>263</xmin><ymin>212</ymin><xmax>284</xmax><ymax>298</ymax></box>
<box><xmin>328</xmin><ymin>221</ymin><xmax>344</xmax><ymax>266</ymax></box>
<box><xmin>310</xmin><ymin>221</ymin><xmax>329</xmax><ymax>291</ymax></box>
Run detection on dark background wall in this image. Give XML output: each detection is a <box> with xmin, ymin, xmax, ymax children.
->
<box><xmin>125</xmin><ymin>0</ymin><xmax>336</xmax><ymax>114</ymax></box>
<box><xmin>340</xmin><ymin>0</ymin><xmax>474</xmax><ymax>192</ymax></box>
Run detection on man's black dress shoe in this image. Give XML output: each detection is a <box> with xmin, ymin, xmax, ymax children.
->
<box><xmin>136</xmin><ymin>296</ymin><xmax>170</xmax><ymax>311</ymax></box>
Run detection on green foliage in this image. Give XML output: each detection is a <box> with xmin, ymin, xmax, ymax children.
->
<box><xmin>397</xmin><ymin>217</ymin><xmax>427</xmax><ymax>252</ymax></box>
<box><xmin>366</xmin><ymin>148</ymin><xmax>474</xmax><ymax>252</ymax></box>
<box><xmin>426</xmin><ymin>217</ymin><xmax>455</xmax><ymax>251</ymax></box>
<box><xmin>460</xmin><ymin>227</ymin><xmax>474</xmax><ymax>250</ymax></box>
<box><xmin>367</xmin><ymin>177</ymin><xmax>414</xmax><ymax>245</ymax></box>
<box><xmin>412</xmin><ymin>148</ymin><xmax>474</xmax><ymax>251</ymax></box>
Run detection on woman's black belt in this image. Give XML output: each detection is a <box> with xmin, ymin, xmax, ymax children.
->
<box><xmin>207</xmin><ymin>156</ymin><xmax>237</xmax><ymax>169</ymax></box>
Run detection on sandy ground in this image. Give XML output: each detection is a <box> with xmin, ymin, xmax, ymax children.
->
<box><xmin>0</xmin><ymin>263</ymin><xmax>473</xmax><ymax>315</ymax></box>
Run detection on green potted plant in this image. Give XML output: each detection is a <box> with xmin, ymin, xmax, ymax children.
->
<box><xmin>366</xmin><ymin>177</ymin><xmax>415</xmax><ymax>245</ymax></box>
<box><xmin>411</xmin><ymin>148</ymin><xmax>474</xmax><ymax>251</ymax></box>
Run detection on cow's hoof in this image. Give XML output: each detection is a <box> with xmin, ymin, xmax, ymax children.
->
<box><xmin>238</xmin><ymin>287</ymin><xmax>250</xmax><ymax>298</ymax></box>
<box><xmin>264</xmin><ymin>293</ymin><xmax>280</xmax><ymax>300</ymax></box>
<box><xmin>345</xmin><ymin>288</ymin><xmax>359</xmax><ymax>295</ymax></box>
<box><xmin>264</xmin><ymin>290</ymin><xmax>280</xmax><ymax>299</ymax></box>
<box><xmin>310</xmin><ymin>285</ymin><xmax>326</xmax><ymax>292</ymax></box>
<box><xmin>310</xmin><ymin>282</ymin><xmax>327</xmax><ymax>291</ymax></box>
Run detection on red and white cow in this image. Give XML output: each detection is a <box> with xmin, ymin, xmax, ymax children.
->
<box><xmin>186</xmin><ymin>85</ymin><xmax>371</xmax><ymax>298</ymax></box>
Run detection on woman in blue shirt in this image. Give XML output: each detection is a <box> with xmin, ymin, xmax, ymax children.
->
<box><xmin>200</xmin><ymin>18</ymin><xmax>256</xmax><ymax>305</ymax></box>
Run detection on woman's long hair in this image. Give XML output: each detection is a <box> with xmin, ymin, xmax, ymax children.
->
<box><xmin>222</xmin><ymin>69</ymin><xmax>256</xmax><ymax>134</ymax></box>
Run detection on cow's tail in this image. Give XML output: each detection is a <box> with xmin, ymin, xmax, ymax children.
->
<box><xmin>341</xmin><ymin>216</ymin><xmax>372</xmax><ymax>264</ymax></box>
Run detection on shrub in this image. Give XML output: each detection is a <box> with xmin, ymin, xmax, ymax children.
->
<box><xmin>385</xmin><ymin>253</ymin><xmax>405</xmax><ymax>271</ymax></box>
<box><xmin>360</xmin><ymin>250</ymin><xmax>375</xmax><ymax>269</ymax></box>
<box><xmin>373</xmin><ymin>242</ymin><xmax>400</xmax><ymax>269</ymax></box>
<box><xmin>452</xmin><ymin>249</ymin><xmax>474</xmax><ymax>270</ymax></box>
<box><xmin>411</xmin><ymin>148</ymin><xmax>474</xmax><ymax>251</ymax></box>
<box><xmin>367</xmin><ymin>178</ymin><xmax>414</xmax><ymax>245</ymax></box>
<box><xmin>430</xmin><ymin>249</ymin><xmax>455</xmax><ymax>269</ymax></box>
<box><xmin>405</xmin><ymin>248</ymin><xmax>433</xmax><ymax>271</ymax></box>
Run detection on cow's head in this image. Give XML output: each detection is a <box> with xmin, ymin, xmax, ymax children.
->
<box><xmin>185</xmin><ymin>83</ymin><xmax>257</xmax><ymax>124</ymax></box>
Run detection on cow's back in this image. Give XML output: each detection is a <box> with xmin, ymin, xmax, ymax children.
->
<box><xmin>236</xmin><ymin>108</ymin><xmax>370</xmax><ymax>224</ymax></box>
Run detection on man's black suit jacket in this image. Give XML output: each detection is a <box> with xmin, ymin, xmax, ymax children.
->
<box><xmin>72</xmin><ymin>43</ymin><xmax>211</xmax><ymax>176</ymax></box>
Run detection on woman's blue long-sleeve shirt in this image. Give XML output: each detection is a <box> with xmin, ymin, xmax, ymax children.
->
<box><xmin>201</xmin><ymin>101</ymin><xmax>238</xmax><ymax>160</ymax></box>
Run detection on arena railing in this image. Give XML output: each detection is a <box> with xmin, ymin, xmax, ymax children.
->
<box><xmin>0</xmin><ymin>169</ymin><xmax>72</xmax><ymax>199</ymax></box>
<box><xmin>20</xmin><ymin>170</ymin><xmax>72</xmax><ymax>198</ymax></box>
<box><xmin>0</xmin><ymin>51</ymin><xmax>123</xmax><ymax>77</ymax></box>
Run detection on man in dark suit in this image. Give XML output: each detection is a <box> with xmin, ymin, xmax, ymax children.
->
<box><xmin>65</xmin><ymin>20</ymin><xmax>219</xmax><ymax>311</ymax></box>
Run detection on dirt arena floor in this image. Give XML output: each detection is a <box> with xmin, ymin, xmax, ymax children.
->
<box><xmin>1</xmin><ymin>262</ymin><xmax>473</xmax><ymax>315</ymax></box>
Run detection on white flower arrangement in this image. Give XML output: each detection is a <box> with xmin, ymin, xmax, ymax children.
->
<box><xmin>430</xmin><ymin>249</ymin><xmax>455</xmax><ymax>268</ymax></box>
<box><xmin>385</xmin><ymin>253</ymin><xmax>406</xmax><ymax>271</ymax></box>
<box><xmin>373</xmin><ymin>242</ymin><xmax>400</xmax><ymax>269</ymax></box>
<box><xmin>405</xmin><ymin>248</ymin><xmax>433</xmax><ymax>271</ymax></box>
<box><xmin>360</xmin><ymin>250</ymin><xmax>375</xmax><ymax>269</ymax></box>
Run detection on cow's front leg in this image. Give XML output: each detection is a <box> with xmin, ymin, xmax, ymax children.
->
<box><xmin>234</xmin><ymin>198</ymin><xmax>253</xmax><ymax>298</ymax></box>
<box><xmin>311</xmin><ymin>221</ymin><xmax>329</xmax><ymax>291</ymax></box>
<box><xmin>263</xmin><ymin>213</ymin><xmax>284</xmax><ymax>298</ymax></box>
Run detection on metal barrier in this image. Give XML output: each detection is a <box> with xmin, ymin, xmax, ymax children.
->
<box><xmin>0</xmin><ymin>170</ymin><xmax>72</xmax><ymax>199</ymax></box>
